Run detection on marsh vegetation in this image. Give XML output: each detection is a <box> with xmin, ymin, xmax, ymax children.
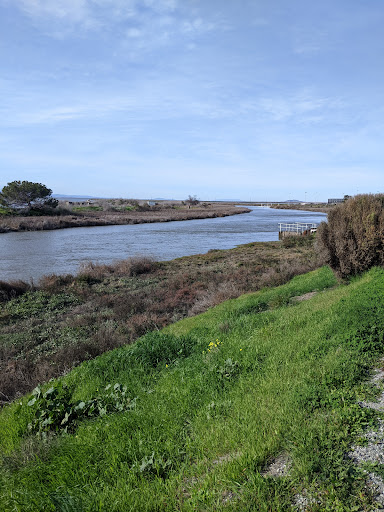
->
<box><xmin>0</xmin><ymin>237</ymin><xmax>319</xmax><ymax>404</ymax></box>
<box><xmin>0</xmin><ymin>200</ymin><xmax>250</xmax><ymax>233</ymax></box>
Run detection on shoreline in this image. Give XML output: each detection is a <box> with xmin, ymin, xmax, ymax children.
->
<box><xmin>0</xmin><ymin>204</ymin><xmax>251</xmax><ymax>233</ymax></box>
<box><xmin>270</xmin><ymin>204</ymin><xmax>331</xmax><ymax>213</ymax></box>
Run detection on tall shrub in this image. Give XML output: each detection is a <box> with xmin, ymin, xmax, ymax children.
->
<box><xmin>317</xmin><ymin>194</ymin><xmax>384</xmax><ymax>278</ymax></box>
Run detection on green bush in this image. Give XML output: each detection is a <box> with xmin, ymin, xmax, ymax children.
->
<box><xmin>317</xmin><ymin>194</ymin><xmax>384</xmax><ymax>278</ymax></box>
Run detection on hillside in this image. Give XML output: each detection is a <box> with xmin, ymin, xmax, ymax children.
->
<box><xmin>0</xmin><ymin>239</ymin><xmax>318</xmax><ymax>404</ymax></box>
<box><xmin>2</xmin><ymin>266</ymin><xmax>384</xmax><ymax>510</ymax></box>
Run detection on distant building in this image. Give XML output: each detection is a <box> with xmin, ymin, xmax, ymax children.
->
<box><xmin>328</xmin><ymin>198</ymin><xmax>344</xmax><ymax>204</ymax></box>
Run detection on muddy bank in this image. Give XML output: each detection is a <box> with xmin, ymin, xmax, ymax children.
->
<box><xmin>0</xmin><ymin>204</ymin><xmax>250</xmax><ymax>233</ymax></box>
<box><xmin>271</xmin><ymin>204</ymin><xmax>331</xmax><ymax>213</ymax></box>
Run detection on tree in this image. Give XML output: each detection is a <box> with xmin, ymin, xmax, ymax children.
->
<box><xmin>185</xmin><ymin>195</ymin><xmax>200</xmax><ymax>206</ymax></box>
<box><xmin>0</xmin><ymin>181</ymin><xmax>58</xmax><ymax>212</ymax></box>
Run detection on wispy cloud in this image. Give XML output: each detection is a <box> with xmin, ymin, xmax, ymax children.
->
<box><xmin>12</xmin><ymin>0</ymin><xmax>179</xmax><ymax>34</ymax></box>
<box><xmin>15</xmin><ymin>0</ymin><xmax>93</xmax><ymax>27</ymax></box>
<box><xmin>0</xmin><ymin>80</ymin><xmax>346</xmax><ymax>131</ymax></box>
<box><xmin>11</xmin><ymin>0</ymin><xmax>224</xmax><ymax>62</ymax></box>
<box><xmin>181</xmin><ymin>18</ymin><xmax>216</xmax><ymax>35</ymax></box>
<box><xmin>258</xmin><ymin>91</ymin><xmax>343</xmax><ymax>123</ymax></box>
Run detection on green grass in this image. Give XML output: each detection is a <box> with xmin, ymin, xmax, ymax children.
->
<box><xmin>1</xmin><ymin>266</ymin><xmax>384</xmax><ymax>510</ymax></box>
<box><xmin>72</xmin><ymin>206</ymin><xmax>103</xmax><ymax>212</ymax></box>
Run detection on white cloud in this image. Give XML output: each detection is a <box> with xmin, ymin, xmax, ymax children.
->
<box><xmin>11</xmin><ymin>0</ymin><xmax>225</xmax><ymax>56</ymax></box>
<box><xmin>12</xmin><ymin>0</ymin><xmax>179</xmax><ymax>33</ymax></box>
<box><xmin>258</xmin><ymin>91</ymin><xmax>342</xmax><ymax>123</ymax></box>
<box><xmin>181</xmin><ymin>18</ymin><xmax>215</xmax><ymax>35</ymax></box>
<box><xmin>16</xmin><ymin>0</ymin><xmax>91</xmax><ymax>24</ymax></box>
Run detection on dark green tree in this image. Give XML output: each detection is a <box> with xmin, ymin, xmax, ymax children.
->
<box><xmin>0</xmin><ymin>181</ymin><xmax>58</xmax><ymax>211</ymax></box>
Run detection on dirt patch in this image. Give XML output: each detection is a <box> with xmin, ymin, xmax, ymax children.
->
<box><xmin>291</xmin><ymin>291</ymin><xmax>317</xmax><ymax>303</ymax></box>
<box><xmin>261</xmin><ymin>452</ymin><xmax>291</xmax><ymax>477</ymax></box>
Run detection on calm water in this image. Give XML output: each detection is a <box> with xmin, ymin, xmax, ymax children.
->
<box><xmin>0</xmin><ymin>207</ymin><xmax>326</xmax><ymax>282</ymax></box>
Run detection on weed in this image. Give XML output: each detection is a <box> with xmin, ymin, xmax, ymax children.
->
<box><xmin>216</xmin><ymin>358</ymin><xmax>240</xmax><ymax>381</ymax></box>
<box><xmin>26</xmin><ymin>381</ymin><xmax>136</xmax><ymax>435</ymax></box>
<box><xmin>132</xmin><ymin>452</ymin><xmax>172</xmax><ymax>478</ymax></box>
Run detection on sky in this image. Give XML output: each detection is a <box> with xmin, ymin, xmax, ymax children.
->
<box><xmin>1</xmin><ymin>0</ymin><xmax>384</xmax><ymax>201</ymax></box>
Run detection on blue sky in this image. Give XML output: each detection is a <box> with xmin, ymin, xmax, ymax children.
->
<box><xmin>1</xmin><ymin>0</ymin><xmax>383</xmax><ymax>201</ymax></box>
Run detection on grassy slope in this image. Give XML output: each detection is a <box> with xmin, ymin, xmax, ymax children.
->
<box><xmin>1</xmin><ymin>266</ymin><xmax>384</xmax><ymax>511</ymax></box>
<box><xmin>0</xmin><ymin>239</ymin><xmax>318</xmax><ymax>403</ymax></box>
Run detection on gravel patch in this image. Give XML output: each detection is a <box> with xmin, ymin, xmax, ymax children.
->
<box><xmin>349</xmin><ymin>419</ymin><xmax>384</xmax><ymax>465</ymax></box>
<box><xmin>348</xmin><ymin>361</ymin><xmax>384</xmax><ymax>507</ymax></box>
<box><xmin>261</xmin><ymin>453</ymin><xmax>291</xmax><ymax>477</ymax></box>
<box><xmin>293</xmin><ymin>489</ymin><xmax>321</xmax><ymax>511</ymax></box>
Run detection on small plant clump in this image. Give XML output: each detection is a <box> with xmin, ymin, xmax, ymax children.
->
<box><xmin>216</xmin><ymin>358</ymin><xmax>240</xmax><ymax>381</ymax></box>
<box><xmin>26</xmin><ymin>382</ymin><xmax>136</xmax><ymax>435</ymax></box>
<box><xmin>203</xmin><ymin>339</ymin><xmax>222</xmax><ymax>354</ymax></box>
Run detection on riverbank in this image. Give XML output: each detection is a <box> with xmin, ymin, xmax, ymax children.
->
<box><xmin>0</xmin><ymin>236</ymin><xmax>320</xmax><ymax>404</ymax></box>
<box><xmin>2</xmin><ymin>266</ymin><xmax>384</xmax><ymax>510</ymax></box>
<box><xmin>271</xmin><ymin>203</ymin><xmax>331</xmax><ymax>213</ymax></box>
<box><xmin>0</xmin><ymin>203</ymin><xmax>250</xmax><ymax>233</ymax></box>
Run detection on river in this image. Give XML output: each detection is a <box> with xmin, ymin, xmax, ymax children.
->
<box><xmin>0</xmin><ymin>207</ymin><xmax>326</xmax><ymax>283</ymax></box>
